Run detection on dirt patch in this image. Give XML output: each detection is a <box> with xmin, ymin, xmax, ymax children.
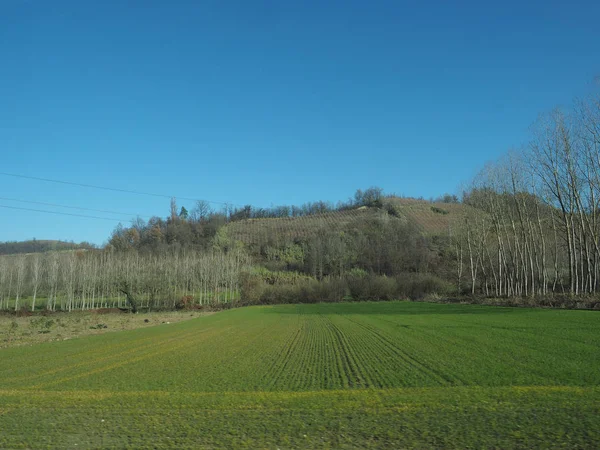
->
<box><xmin>0</xmin><ymin>310</ymin><xmax>214</xmax><ymax>349</ymax></box>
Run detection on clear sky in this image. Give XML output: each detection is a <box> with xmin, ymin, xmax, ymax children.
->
<box><xmin>1</xmin><ymin>0</ymin><xmax>599</xmax><ymax>245</ymax></box>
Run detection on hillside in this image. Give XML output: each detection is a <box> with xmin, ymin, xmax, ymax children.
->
<box><xmin>225</xmin><ymin>207</ymin><xmax>386</xmax><ymax>246</ymax></box>
<box><xmin>0</xmin><ymin>239</ymin><xmax>95</xmax><ymax>256</ymax></box>
<box><xmin>385</xmin><ymin>197</ymin><xmax>471</xmax><ymax>234</ymax></box>
<box><xmin>225</xmin><ymin>197</ymin><xmax>472</xmax><ymax>247</ymax></box>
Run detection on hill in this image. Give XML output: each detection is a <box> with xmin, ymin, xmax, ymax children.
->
<box><xmin>225</xmin><ymin>206</ymin><xmax>386</xmax><ymax>246</ymax></box>
<box><xmin>225</xmin><ymin>197</ymin><xmax>473</xmax><ymax>247</ymax></box>
<box><xmin>0</xmin><ymin>239</ymin><xmax>95</xmax><ymax>255</ymax></box>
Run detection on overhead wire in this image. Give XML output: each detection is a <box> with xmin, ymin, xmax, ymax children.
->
<box><xmin>0</xmin><ymin>172</ymin><xmax>363</xmax><ymax>239</ymax></box>
<box><xmin>0</xmin><ymin>204</ymin><xmax>123</xmax><ymax>222</ymax></box>
<box><xmin>0</xmin><ymin>196</ymin><xmax>150</xmax><ymax>219</ymax></box>
<box><xmin>0</xmin><ymin>171</ymin><xmax>243</xmax><ymax>207</ymax></box>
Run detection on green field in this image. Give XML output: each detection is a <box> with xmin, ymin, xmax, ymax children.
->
<box><xmin>1</xmin><ymin>302</ymin><xmax>599</xmax><ymax>448</ymax></box>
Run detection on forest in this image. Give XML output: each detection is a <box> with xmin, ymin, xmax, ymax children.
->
<box><xmin>0</xmin><ymin>90</ymin><xmax>599</xmax><ymax>312</ymax></box>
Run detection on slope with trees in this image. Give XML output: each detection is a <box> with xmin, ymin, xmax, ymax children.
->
<box><xmin>0</xmin><ymin>90</ymin><xmax>598</xmax><ymax>311</ymax></box>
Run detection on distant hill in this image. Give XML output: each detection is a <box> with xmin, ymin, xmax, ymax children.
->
<box><xmin>0</xmin><ymin>239</ymin><xmax>96</xmax><ymax>255</ymax></box>
<box><xmin>224</xmin><ymin>197</ymin><xmax>473</xmax><ymax>247</ymax></box>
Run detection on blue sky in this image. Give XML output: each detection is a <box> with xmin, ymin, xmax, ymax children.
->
<box><xmin>1</xmin><ymin>0</ymin><xmax>599</xmax><ymax>245</ymax></box>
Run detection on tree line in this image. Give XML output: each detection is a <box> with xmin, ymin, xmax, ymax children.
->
<box><xmin>0</xmin><ymin>248</ymin><xmax>248</xmax><ymax>312</ymax></box>
<box><xmin>0</xmin><ymin>239</ymin><xmax>95</xmax><ymax>256</ymax></box>
<box><xmin>456</xmin><ymin>90</ymin><xmax>600</xmax><ymax>297</ymax></box>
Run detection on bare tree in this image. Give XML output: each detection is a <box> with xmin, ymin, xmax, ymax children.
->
<box><xmin>191</xmin><ymin>200</ymin><xmax>213</xmax><ymax>222</ymax></box>
<box><xmin>14</xmin><ymin>255</ymin><xmax>26</xmax><ymax>311</ymax></box>
<box><xmin>30</xmin><ymin>254</ymin><xmax>42</xmax><ymax>312</ymax></box>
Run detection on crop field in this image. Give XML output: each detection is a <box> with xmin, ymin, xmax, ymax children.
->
<box><xmin>1</xmin><ymin>302</ymin><xmax>599</xmax><ymax>448</ymax></box>
<box><xmin>224</xmin><ymin>197</ymin><xmax>475</xmax><ymax>247</ymax></box>
<box><xmin>386</xmin><ymin>197</ymin><xmax>472</xmax><ymax>234</ymax></box>
<box><xmin>224</xmin><ymin>207</ymin><xmax>382</xmax><ymax>246</ymax></box>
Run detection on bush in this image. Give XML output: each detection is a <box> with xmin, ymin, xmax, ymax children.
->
<box><xmin>30</xmin><ymin>317</ymin><xmax>55</xmax><ymax>333</ymax></box>
<box><xmin>430</xmin><ymin>206</ymin><xmax>449</xmax><ymax>215</ymax></box>
<box><xmin>348</xmin><ymin>275</ymin><xmax>397</xmax><ymax>301</ymax></box>
<box><xmin>307</xmin><ymin>278</ymin><xmax>349</xmax><ymax>303</ymax></box>
<box><xmin>242</xmin><ymin>268</ymin><xmax>454</xmax><ymax>305</ymax></box>
<box><xmin>384</xmin><ymin>203</ymin><xmax>402</xmax><ymax>218</ymax></box>
<box><xmin>260</xmin><ymin>284</ymin><xmax>296</xmax><ymax>304</ymax></box>
<box><xmin>239</xmin><ymin>272</ymin><xmax>266</xmax><ymax>305</ymax></box>
<box><xmin>395</xmin><ymin>273</ymin><xmax>453</xmax><ymax>299</ymax></box>
<box><xmin>257</xmin><ymin>277</ymin><xmax>348</xmax><ymax>304</ymax></box>
<box><xmin>175</xmin><ymin>295</ymin><xmax>195</xmax><ymax>310</ymax></box>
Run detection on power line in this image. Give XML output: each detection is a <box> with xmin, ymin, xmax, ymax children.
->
<box><xmin>0</xmin><ymin>204</ymin><xmax>123</xmax><ymax>222</ymax></box>
<box><xmin>0</xmin><ymin>196</ymin><xmax>150</xmax><ymax>219</ymax></box>
<box><xmin>0</xmin><ymin>172</ymin><xmax>240</xmax><ymax>207</ymax></box>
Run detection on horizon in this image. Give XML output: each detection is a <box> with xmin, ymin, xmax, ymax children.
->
<box><xmin>2</xmin><ymin>0</ymin><xmax>599</xmax><ymax>244</ymax></box>
<box><xmin>0</xmin><ymin>188</ymin><xmax>456</xmax><ymax>248</ymax></box>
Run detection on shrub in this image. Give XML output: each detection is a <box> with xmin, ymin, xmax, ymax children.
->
<box><xmin>384</xmin><ymin>203</ymin><xmax>402</xmax><ymax>218</ymax></box>
<box><xmin>239</xmin><ymin>271</ymin><xmax>266</xmax><ymax>305</ymax></box>
<box><xmin>348</xmin><ymin>275</ymin><xmax>397</xmax><ymax>301</ymax></box>
<box><xmin>256</xmin><ymin>277</ymin><xmax>349</xmax><ymax>304</ymax></box>
<box><xmin>243</xmin><ymin>268</ymin><xmax>454</xmax><ymax>305</ymax></box>
<box><xmin>395</xmin><ymin>273</ymin><xmax>453</xmax><ymax>299</ymax></box>
<box><xmin>305</xmin><ymin>278</ymin><xmax>348</xmax><ymax>303</ymax></box>
<box><xmin>260</xmin><ymin>284</ymin><xmax>296</xmax><ymax>304</ymax></box>
<box><xmin>430</xmin><ymin>206</ymin><xmax>449</xmax><ymax>215</ymax></box>
<box><xmin>176</xmin><ymin>295</ymin><xmax>194</xmax><ymax>310</ymax></box>
<box><xmin>30</xmin><ymin>317</ymin><xmax>55</xmax><ymax>334</ymax></box>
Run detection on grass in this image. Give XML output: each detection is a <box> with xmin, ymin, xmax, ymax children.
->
<box><xmin>1</xmin><ymin>301</ymin><xmax>599</xmax><ymax>448</ymax></box>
